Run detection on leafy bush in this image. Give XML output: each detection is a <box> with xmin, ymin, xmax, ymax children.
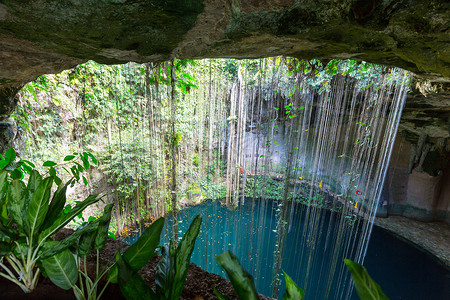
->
<box><xmin>200</xmin><ymin>179</ymin><xmax>226</xmax><ymax>200</ymax></box>
<box><xmin>245</xmin><ymin>176</ymin><xmax>285</xmax><ymax>200</ymax></box>
<box><xmin>114</xmin><ymin>215</ymin><xmax>202</xmax><ymax>300</ymax></box>
<box><xmin>0</xmin><ymin>148</ymin><xmax>102</xmax><ymax>293</ymax></box>
<box><xmin>43</xmin><ymin>204</ymin><xmax>114</xmax><ymax>300</ymax></box>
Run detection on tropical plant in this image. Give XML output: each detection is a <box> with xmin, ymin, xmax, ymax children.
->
<box><xmin>214</xmin><ymin>250</ymin><xmax>304</xmax><ymax>300</ymax></box>
<box><xmin>107</xmin><ymin>216</ymin><xmax>165</xmax><ymax>285</ymax></box>
<box><xmin>39</xmin><ymin>203</ymin><xmax>114</xmax><ymax>300</ymax></box>
<box><xmin>0</xmin><ymin>148</ymin><xmax>102</xmax><ymax>293</ymax></box>
<box><xmin>344</xmin><ymin>259</ymin><xmax>389</xmax><ymax>300</ymax></box>
<box><xmin>115</xmin><ymin>215</ymin><xmax>202</xmax><ymax>300</ymax></box>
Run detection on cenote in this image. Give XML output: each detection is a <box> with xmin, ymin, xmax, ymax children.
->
<box><xmin>2</xmin><ymin>54</ymin><xmax>449</xmax><ymax>300</ymax></box>
<box><xmin>126</xmin><ymin>199</ymin><xmax>450</xmax><ymax>299</ymax></box>
<box><xmin>1</xmin><ymin>2</ymin><xmax>449</xmax><ymax>300</ymax></box>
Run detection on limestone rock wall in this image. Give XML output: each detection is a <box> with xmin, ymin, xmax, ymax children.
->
<box><xmin>0</xmin><ymin>0</ymin><xmax>449</xmax><ymax>90</ymax></box>
<box><xmin>378</xmin><ymin>83</ymin><xmax>450</xmax><ymax>222</ymax></box>
<box><xmin>0</xmin><ymin>86</ymin><xmax>20</xmax><ymax>152</ymax></box>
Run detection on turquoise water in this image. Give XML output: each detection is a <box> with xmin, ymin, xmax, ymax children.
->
<box><xmin>125</xmin><ymin>199</ymin><xmax>449</xmax><ymax>299</ymax></box>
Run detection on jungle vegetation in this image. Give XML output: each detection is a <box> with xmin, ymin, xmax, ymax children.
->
<box><xmin>11</xmin><ymin>58</ymin><xmax>400</xmax><ymax>234</ymax></box>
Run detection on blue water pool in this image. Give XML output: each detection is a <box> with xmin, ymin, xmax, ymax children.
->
<box><xmin>126</xmin><ymin>200</ymin><xmax>449</xmax><ymax>299</ymax></box>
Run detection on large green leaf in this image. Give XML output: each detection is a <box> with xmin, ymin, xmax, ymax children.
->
<box><xmin>0</xmin><ymin>202</ymin><xmax>7</xmax><ymax>225</ymax></box>
<box><xmin>6</xmin><ymin>179</ymin><xmax>27</xmax><ymax>228</ymax></box>
<box><xmin>41</xmin><ymin>180</ymin><xmax>70</xmax><ymax>231</ymax></box>
<box><xmin>216</xmin><ymin>251</ymin><xmax>259</xmax><ymax>300</ymax></box>
<box><xmin>40</xmin><ymin>221</ymin><xmax>99</xmax><ymax>259</ymax></box>
<box><xmin>38</xmin><ymin>194</ymin><xmax>101</xmax><ymax>242</ymax></box>
<box><xmin>0</xmin><ymin>171</ymin><xmax>9</xmax><ymax>224</ymax></box>
<box><xmin>108</xmin><ymin>217</ymin><xmax>164</xmax><ymax>283</ymax></box>
<box><xmin>344</xmin><ymin>259</ymin><xmax>389</xmax><ymax>300</ymax></box>
<box><xmin>24</xmin><ymin>177</ymin><xmax>53</xmax><ymax>239</ymax></box>
<box><xmin>94</xmin><ymin>203</ymin><xmax>114</xmax><ymax>250</ymax></box>
<box><xmin>43</xmin><ymin>161</ymin><xmax>57</xmax><ymax>167</ymax></box>
<box><xmin>0</xmin><ymin>203</ymin><xmax>7</xmax><ymax>225</ymax></box>
<box><xmin>0</xmin><ymin>160</ymin><xmax>8</xmax><ymax>170</ymax></box>
<box><xmin>75</xmin><ymin>203</ymin><xmax>113</xmax><ymax>257</ymax></box>
<box><xmin>4</xmin><ymin>148</ymin><xmax>16</xmax><ymax>165</ymax></box>
<box><xmin>282</xmin><ymin>271</ymin><xmax>304</xmax><ymax>300</ymax></box>
<box><xmin>77</xmin><ymin>230</ymin><xmax>96</xmax><ymax>257</ymax></box>
<box><xmin>40</xmin><ymin>242</ymin><xmax>78</xmax><ymax>290</ymax></box>
<box><xmin>25</xmin><ymin>170</ymin><xmax>43</xmax><ymax>213</ymax></box>
<box><xmin>0</xmin><ymin>171</ymin><xmax>8</xmax><ymax>194</ymax></box>
<box><xmin>26</xmin><ymin>170</ymin><xmax>42</xmax><ymax>196</ymax></box>
<box><xmin>155</xmin><ymin>243</ymin><xmax>176</xmax><ymax>298</ymax></box>
<box><xmin>117</xmin><ymin>255</ymin><xmax>157</xmax><ymax>300</ymax></box>
<box><xmin>173</xmin><ymin>215</ymin><xmax>202</xmax><ymax>299</ymax></box>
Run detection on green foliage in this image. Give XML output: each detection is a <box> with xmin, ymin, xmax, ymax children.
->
<box><xmin>200</xmin><ymin>179</ymin><xmax>226</xmax><ymax>200</ymax></box>
<box><xmin>0</xmin><ymin>148</ymin><xmax>35</xmax><ymax>180</ymax></box>
<box><xmin>222</xmin><ymin>59</ymin><xmax>239</xmax><ymax>80</ymax></box>
<box><xmin>280</xmin><ymin>58</ymin><xmax>405</xmax><ymax>94</ymax></box>
<box><xmin>109</xmin><ymin>217</ymin><xmax>165</xmax><ymax>283</ymax></box>
<box><xmin>186</xmin><ymin>181</ymin><xmax>203</xmax><ymax>202</ymax></box>
<box><xmin>40</xmin><ymin>242</ymin><xmax>78</xmax><ymax>290</ymax></box>
<box><xmin>283</xmin><ymin>271</ymin><xmax>305</xmax><ymax>300</ymax></box>
<box><xmin>117</xmin><ymin>255</ymin><xmax>157</xmax><ymax>300</ymax></box>
<box><xmin>116</xmin><ymin>215</ymin><xmax>202</xmax><ymax>300</ymax></box>
<box><xmin>215</xmin><ymin>251</ymin><xmax>259</xmax><ymax>300</ymax></box>
<box><xmin>33</xmin><ymin>204</ymin><xmax>115</xmax><ymax>300</ymax></box>
<box><xmin>215</xmin><ymin>250</ymin><xmax>304</xmax><ymax>300</ymax></box>
<box><xmin>171</xmin><ymin>59</ymin><xmax>198</xmax><ymax>94</ymax></box>
<box><xmin>155</xmin><ymin>243</ymin><xmax>176</xmax><ymax>298</ymax></box>
<box><xmin>172</xmin><ymin>132</ymin><xmax>182</xmax><ymax>147</ymax></box>
<box><xmin>245</xmin><ymin>176</ymin><xmax>285</xmax><ymax>200</ymax></box>
<box><xmin>69</xmin><ymin>204</ymin><xmax>114</xmax><ymax>300</ymax></box>
<box><xmin>0</xmin><ymin>149</ymin><xmax>101</xmax><ymax>293</ymax></box>
<box><xmin>12</xmin><ymin>56</ymin><xmax>405</xmax><ymax>232</ymax></box>
<box><xmin>192</xmin><ymin>153</ymin><xmax>199</xmax><ymax>167</ymax></box>
<box><xmin>164</xmin><ymin>215</ymin><xmax>202</xmax><ymax>299</ymax></box>
<box><xmin>215</xmin><ymin>253</ymin><xmax>386</xmax><ymax>300</ymax></box>
<box><xmin>344</xmin><ymin>259</ymin><xmax>389</xmax><ymax>300</ymax></box>
<box><xmin>100</xmin><ymin>140</ymin><xmax>152</xmax><ymax>194</ymax></box>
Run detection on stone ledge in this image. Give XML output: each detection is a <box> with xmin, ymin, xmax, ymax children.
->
<box><xmin>375</xmin><ymin>215</ymin><xmax>450</xmax><ymax>269</ymax></box>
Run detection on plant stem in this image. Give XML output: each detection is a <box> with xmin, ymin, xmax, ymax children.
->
<box><xmin>14</xmin><ymin>242</ymin><xmax>27</xmax><ymax>266</ymax></box>
<box><xmin>0</xmin><ymin>260</ymin><xmax>17</xmax><ymax>279</ymax></box>
<box><xmin>96</xmin><ymin>250</ymin><xmax>99</xmax><ymax>278</ymax></box>
<box><xmin>78</xmin><ymin>257</ymin><xmax>85</xmax><ymax>297</ymax></box>
<box><xmin>31</xmin><ymin>268</ymin><xmax>40</xmax><ymax>290</ymax></box>
<box><xmin>96</xmin><ymin>279</ymin><xmax>110</xmax><ymax>300</ymax></box>
<box><xmin>5</xmin><ymin>255</ymin><xmax>24</xmax><ymax>277</ymax></box>
<box><xmin>0</xmin><ymin>270</ymin><xmax>29</xmax><ymax>292</ymax></box>
<box><xmin>84</xmin><ymin>258</ymin><xmax>92</xmax><ymax>291</ymax></box>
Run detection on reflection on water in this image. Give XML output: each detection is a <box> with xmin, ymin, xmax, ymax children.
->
<box><xmin>125</xmin><ymin>200</ymin><xmax>449</xmax><ymax>299</ymax></box>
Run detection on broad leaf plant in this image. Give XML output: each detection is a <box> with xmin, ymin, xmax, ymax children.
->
<box><xmin>0</xmin><ymin>148</ymin><xmax>102</xmax><ymax>293</ymax></box>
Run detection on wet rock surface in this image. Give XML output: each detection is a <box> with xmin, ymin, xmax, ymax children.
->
<box><xmin>375</xmin><ymin>215</ymin><xmax>450</xmax><ymax>268</ymax></box>
<box><xmin>0</xmin><ymin>0</ymin><xmax>449</xmax><ymax>90</ymax></box>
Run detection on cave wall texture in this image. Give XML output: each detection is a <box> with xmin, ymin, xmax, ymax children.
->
<box><xmin>0</xmin><ymin>0</ymin><xmax>448</xmax><ymax>222</ymax></box>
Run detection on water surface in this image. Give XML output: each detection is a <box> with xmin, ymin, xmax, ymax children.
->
<box><xmin>126</xmin><ymin>200</ymin><xmax>449</xmax><ymax>299</ymax></box>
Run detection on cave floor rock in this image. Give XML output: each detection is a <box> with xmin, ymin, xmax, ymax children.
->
<box><xmin>375</xmin><ymin>216</ymin><xmax>450</xmax><ymax>268</ymax></box>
